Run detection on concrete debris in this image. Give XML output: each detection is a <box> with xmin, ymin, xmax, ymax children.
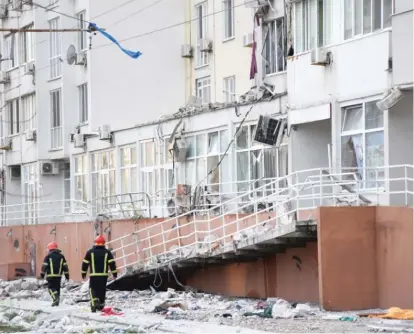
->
<box><xmin>0</xmin><ymin>278</ymin><xmax>407</xmax><ymax>333</ymax></box>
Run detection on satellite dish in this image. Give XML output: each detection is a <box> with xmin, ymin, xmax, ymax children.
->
<box><xmin>66</xmin><ymin>45</ymin><xmax>77</xmax><ymax>65</ymax></box>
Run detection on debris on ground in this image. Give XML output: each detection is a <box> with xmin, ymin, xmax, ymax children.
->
<box><xmin>0</xmin><ymin>278</ymin><xmax>411</xmax><ymax>333</ymax></box>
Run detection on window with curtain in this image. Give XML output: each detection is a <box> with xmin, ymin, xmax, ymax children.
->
<box><xmin>341</xmin><ymin>100</ymin><xmax>384</xmax><ymax>188</ymax></box>
<box><xmin>74</xmin><ymin>154</ymin><xmax>88</xmax><ymax>203</ymax></box>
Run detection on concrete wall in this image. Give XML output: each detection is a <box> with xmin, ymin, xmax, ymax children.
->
<box><xmin>185</xmin><ymin>242</ymin><xmax>319</xmax><ymax>303</ymax></box>
<box><xmin>389</xmin><ymin>90</ymin><xmax>413</xmax><ymax>205</ymax></box>
<box><xmin>318</xmin><ymin>206</ymin><xmax>413</xmax><ymax>311</ymax></box>
<box><xmin>376</xmin><ymin>206</ymin><xmax>413</xmax><ymax>309</ymax></box>
<box><xmin>392</xmin><ymin>4</ymin><xmax>413</xmax><ymax>87</ymax></box>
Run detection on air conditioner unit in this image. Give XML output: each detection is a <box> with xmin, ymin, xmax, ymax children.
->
<box><xmin>99</xmin><ymin>124</ymin><xmax>111</xmax><ymax>140</ymax></box>
<box><xmin>376</xmin><ymin>87</ymin><xmax>404</xmax><ymax>111</ymax></box>
<box><xmin>11</xmin><ymin>0</ymin><xmax>22</xmax><ymax>10</ymax></box>
<box><xmin>0</xmin><ymin>71</ymin><xmax>11</xmax><ymax>84</ymax></box>
<box><xmin>253</xmin><ymin>115</ymin><xmax>287</xmax><ymax>147</ymax></box>
<box><xmin>41</xmin><ymin>161</ymin><xmax>59</xmax><ymax>175</ymax></box>
<box><xmin>25</xmin><ymin>129</ymin><xmax>36</xmax><ymax>141</ymax></box>
<box><xmin>200</xmin><ymin>39</ymin><xmax>212</xmax><ymax>52</ymax></box>
<box><xmin>245</xmin><ymin>0</ymin><xmax>269</xmax><ymax>7</ymax></box>
<box><xmin>73</xmin><ymin>133</ymin><xmax>85</xmax><ymax>148</ymax></box>
<box><xmin>76</xmin><ymin>52</ymin><xmax>87</xmax><ymax>66</ymax></box>
<box><xmin>181</xmin><ymin>44</ymin><xmax>193</xmax><ymax>58</ymax></box>
<box><xmin>24</xmin><ymin>62</ymin><xmax>35</xmax><ymax>75</ymax></box>
<box><xmin>311</xmin><ymin>48</ymin><xmax>332</xmax><ymax>66</ymax></box>
<box><xmin>173</xmin><ymin>138</ymin><xmax>188</xmax><ymax>162</ymax></box>
<box><xmin>242</xmin><ymin>32</ymin><xmax>254</xmax><ymax>47</ymax></box>
<box><xmin>0</xmin><ymin>5</ymin><xmax>8</xmax><ymax>18</ymax></box>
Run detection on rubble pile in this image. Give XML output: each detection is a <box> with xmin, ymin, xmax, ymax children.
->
<box><xmin>0</xmin><ymin>278</ymin><xmax>411</xmax><ymax>333</ymax></box>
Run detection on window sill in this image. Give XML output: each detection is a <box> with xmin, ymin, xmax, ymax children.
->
<box><xmin>49</xmin><ymin>148</ymin><xmax>63</xmax><ymax>152</ymax></box>
<box><xmin>265</xmin><ymin>71</ymin><xmax>287</xmax><ymax>78</ymax></box>
<box><xmin>48</xmin><ymin>76</ymin><xmax>62</xmax><ymax>83</ymax></box>
<box><xmin>223</xmin><ymin>36</ymin><xmax>235</xmax><ymax>43</ymax></box>
<box><xmin>6</xmin><ymin>66</ymin><xmax>19</xmax><ymax>73</ymax></box>
<box><xmin>47</xmin><ymin>3</ymin><xmax>59</xmax><ymax>11</ymax></box>
<box><xmin>8</xmin><ymin>134</ymin><xmax>20</xmax><ymax>138</ymax></box>
<box><xmin>79</xmin><ymin>122</ymin><xmax>89</xmax><ymax>127</ymax></box>
<box><xmin>195</xmin><ymin>64</ymin><xmax>209</xmax><ymax>70</ymax></box>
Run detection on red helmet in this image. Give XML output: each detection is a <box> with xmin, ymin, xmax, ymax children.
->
<box><xmin>95</xmin><ymin>235</ymin><xmax>105</xmax><ymax>245</ymax></box>
<box><xmin>47</xmin><ymin>242</ymin><xmax>58</xmax><ymax>251</ymax></box>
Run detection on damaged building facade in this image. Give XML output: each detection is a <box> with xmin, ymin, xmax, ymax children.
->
<box><xmin>0</xmin><ymin>0</ymin><xmax>411</xmax><ymax>312</ymax></box>
<box><xmin>0</xmin><ymin>0</ymin><xmax>410</xmax><ymax>223</ymax></box>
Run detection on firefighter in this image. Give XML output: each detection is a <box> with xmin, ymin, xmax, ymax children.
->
<box><xmin>40</xmin><ymin>241</ymin><xmax>70</xmax><ymax>307</ymax></box>
<box><xmin>81</xmin><ymin>235</ymin><xmax>117</xmax><ymax>312</ymax></box>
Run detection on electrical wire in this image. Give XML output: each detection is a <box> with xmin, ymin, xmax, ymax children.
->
<box><xmin>194</xmin><ymin>98</ymin><xmax>263</xmax><ymax>189</ymax></box>
<box><xmin>5</xmin><ymin>0</ymin><xmax>258</xmax><ymax>86</ymax></box>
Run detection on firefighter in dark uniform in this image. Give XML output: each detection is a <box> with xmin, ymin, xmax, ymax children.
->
<box><xmin>81</xmin><ymin>235</ymin><xmax>117</xmax><ymax>312</ymax></box>
<box><xmin>40</xmin><ymin>241</ymin><xmax>70</xmax><ymax>307</ymax></box>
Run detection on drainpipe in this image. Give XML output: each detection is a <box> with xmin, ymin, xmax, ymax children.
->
<box><xmin>184</xmin><ymin>0</ymin><xmax>193</xmax><ymax>100</ymax></box>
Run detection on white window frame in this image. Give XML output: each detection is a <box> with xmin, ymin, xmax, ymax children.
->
<box><xmin>223</xmin><ymin>76</ymin><xmax>236</xmax><ymax>102</ymax></box>
<box><xmin>223</xmin><ymin>0</ymin><xmax>235</xmax><ymax>40</ymax></box>
<box><xmin>340</xmin><ymin>100</ymin><xmax>385</xmax><ymax>189</ymax></box>
<box><xmin>344</xmin><ymin>0</ymin><xmax>393</xmax><ymax>40</ymax></box>
<box><xmin>183</xmin><ymin>129</ymin><xmax>230</xmax><ymax>193</ymax></box>
<box><xmin>49</xmin><ymin>17</ymin><xmax>62</xmax><ymax>79</ymax></box>
<box><xmin>74</xmin><ymin>154</ymin><xmax>88</xmax><ymax>203</ymax></box>
<box><xmin>235</xmin><ymin>123</ymin><xmax>289</xmax><ymax>197</ymax></box>
<box><xmin>77</xmin><ymin>11</ymin><xmax>87</xmax><ymax>51</ymax></box>
<box><xmin>19</xmin><ymin>23</ymin><xmax>34</xmax><ymax>64</ymax></box>
<box><xmin>91</xmin><ymin>150</ymin><xmax>116</xmax><ymax>212</ymax></box>
<box><xmin>50</xmin><ymin>88</ymin><xmax>62</xmax><ymax>149</ymax></box>
<box><xmin>293</xmin><ymin>0</ymin><xmax>331</xmax><ymax>54</ymax></box>
<box><xmin>63</xmin><ymin>163</ymin><xmax>71</xmax><ymax>213</ymax></box>
<box><xmin>78</xmin><ymin>83</ymin><xmax>88</xmax><ymax>124</ymax></box>
<box><xmin>196</xmin><ymin>76</ymin><xmax>211</xmax><ymax>104</ymax></box>
<box><xmin>23</xmin><ymin>163</ymin><xmax>39</xmax><ymax>225</ymax></box>
<box><xmin>22</xmin><ymin>93</ymin><xmax>36</xmax><ymax>132</ymax></box>
<box><xmin>120</xmin><ymin>144</ymin><xmax>138</xmax><ymax>195</ymax></box>
<box><xmin>140</xmin><ymin>140</ymin><xmax>175</xmax><ymax>207</ymax></box>
<box><xmin>3</xmin><ymin>33</ymin><xmax>18</xmax><ymax>70</ymax></box>
<box><xmin>195</xmin><ymin>2</ymin><xmax>209</xmax><ymax>68</ymax></box>
<box><xmin>262</xmin><ymin>18</ymin><xmax>286</xmax><ymax>75</ymax></box>
<box><xmin>7</xmin><ymin>99</ymin><xmax>20</xmax><ymax>136</ymax></box>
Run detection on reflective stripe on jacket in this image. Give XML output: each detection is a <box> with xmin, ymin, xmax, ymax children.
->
<box><xmin>81</xmin><ymin>245</ymin><xmax>117</xmax><ymax>277</ymax></box>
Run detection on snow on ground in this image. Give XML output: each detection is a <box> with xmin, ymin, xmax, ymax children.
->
<box><xmin>0</xmin><ymin>278</ymin><xmax>412</xmax><ymax>333</ymax></box>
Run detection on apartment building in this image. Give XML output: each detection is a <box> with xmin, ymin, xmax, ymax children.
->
<box><xmin>0</xmin><ymin>0</ymin><xmax>411</xmax><ymax>225</ymax></box>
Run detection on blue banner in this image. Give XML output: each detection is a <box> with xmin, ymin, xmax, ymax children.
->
<box><xmin>88</xmin><ymin>23</ymin><xmax>142</xmax><ymax>59</ymax></box>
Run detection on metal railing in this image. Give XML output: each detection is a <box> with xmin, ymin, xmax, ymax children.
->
<box><xmin>106</xmin><ymin>165</ymin><xmax>413</xmax><ymax>275</ymax></box>
<box><xmin>0</xmin><ymin>200</ymin><xmax>89</xmax><ymax>226</ymax></box>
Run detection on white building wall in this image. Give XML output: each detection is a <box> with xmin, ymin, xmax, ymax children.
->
<box><xmin>86</xmin><ymin>0</ymin><xmax>187</xmax><ymax>132</ymax></box>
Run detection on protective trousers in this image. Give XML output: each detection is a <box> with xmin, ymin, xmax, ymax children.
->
<box><xmin>89</xmin><ymin>276</ymin><xmax>108</xmax><ymax>312</ymax></box>
<box><xmin>47</xmin><ymin>277</ymin><xmax>61</xmax><ymax>306</ymax></box>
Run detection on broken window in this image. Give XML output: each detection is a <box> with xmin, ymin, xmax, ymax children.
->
<box><xmin>341</xmin><ymin>101</ymin><xmax>384</xmax><ymax>188</ymax></box>
<box><xmin>235</xmin><ymin>124</ymin><xmax>288</xmax><ymax>197</ymax></box>
<box><xmin>74</xmin><ymin>154</ymin><xmax>88</xmax><ymax>203</ymax></box>
<box><xmin>91</xmin><ymin>150</ymin><xmax>116</xmax><ymax>212</ymax></box>
<box><xmin>262</xmin><ymin>17</ymin><xmax>286</xmax><ymax>75</ymax></box>
<box><xmin>184</xmin><ymin>130</ymin><xmax>229</xmax><ymax>193</ymax></box>
<box><xmin>140</xmin><ymin>140</ymin><xmax>175</xmax><ymax>207</ymax></box>
<box><xmin>344</xmin><ymin>0</ymin><xmax>392</xmax><ymax>39</ymax></box>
